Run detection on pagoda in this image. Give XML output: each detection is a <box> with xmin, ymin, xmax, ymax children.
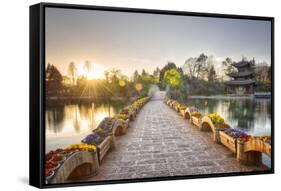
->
<box><xmin>225</xmin><ymin>58</ymin><xmax>256</xmax><ymax>95</ymax></box>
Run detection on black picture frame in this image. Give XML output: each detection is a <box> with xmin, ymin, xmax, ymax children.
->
<box><xmin>30</xmin><ymin>2</ymin><xmax>274</xmax><ymax>189</ymax></box>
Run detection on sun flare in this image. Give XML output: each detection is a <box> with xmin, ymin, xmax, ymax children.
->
<box><xmin>77</xmin><ymin>62</ymin><xmax>105</xmax><ymax>80</ymax></box>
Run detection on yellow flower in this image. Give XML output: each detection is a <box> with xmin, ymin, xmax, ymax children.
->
<box><xmin>191</xmin><ymin>111</ymin><xmax>202</xmax><ymax>117</ymax></box>
<box><xmin>207</xmin><ymin>113</ymin><xmax>225</xmax><ymax>125</ymax></box>
<box><xmin>115</xmin><ymin>113</ymin><xmax>128</xmax><ymax>120</ymax></box>
<box><xmin>67</xmin><ymin>144</ymin><xmax>96</xmax><ymax>152</ymax></box>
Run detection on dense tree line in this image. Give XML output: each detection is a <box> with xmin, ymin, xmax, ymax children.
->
<box><xmin>46</xmin><ymin>54</ymin><xmax>272</xmax><ymax>100</ymax></box>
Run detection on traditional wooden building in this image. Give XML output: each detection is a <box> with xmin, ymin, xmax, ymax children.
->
<box><xmin>225</xmin><ymin>59</ymin><xmax>256</xmax><ymax>95</ymax></box>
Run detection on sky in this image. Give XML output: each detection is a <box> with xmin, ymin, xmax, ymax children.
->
<box><xmin>46</xmin><ymin>7</ymin><xmax>271</xmax><ymax>78</ymax></box>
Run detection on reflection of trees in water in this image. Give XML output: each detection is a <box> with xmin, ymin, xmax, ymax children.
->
<box><xmin>46</xmin><ymin>100</ymin><xmax>128</xmax><ymax>134</ymax></box>
<box><xmin>73</xmin><ymin>106</ymin><xmax>80</xmax><ymax>133</ymax></box>
<box><xmin>182</xmin><ymin>98</ymin><xmax>271</xmax><ymax>135</ymax></box>
<box><xmin>46</xmin><ymin>105</ymin><xmax>65</xmax><ymax>133</ymax></box>
<box><xmin>228</xmin><ymin>99</ymin><xmax>255</xmax><ymax>130</ymax></box>
<box><xmin>186</xmin><ymin>99</ymin><xmax>217</xmax><ymax>114</ymax></box>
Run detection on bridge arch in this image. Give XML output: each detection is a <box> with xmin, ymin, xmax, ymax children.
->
<box><xmin>200</xmin><ymin>116</ymin><xmax>215</xmax><ymax>132</ymax></box>
<box><xmin>50</xmin><ymin>151</ymin><xmax>99</xmax><ymax>184</ymax></box>
<box><xmin>199</xmin><ymin>116</ymin><xmax>224</xmax><ymax>143</ymax></box>
<box><xmin>112</xmin><ymin>120</ymin><xmax>127</xmax><ymax>136</ymax></box>
<box><xmin>184</xmin><ymin>107</ymin><xmax>198</xmax><ymax>121</ymax></box>
<box><xmin>243</xmin><ymin>138</ymin><xmax>271</xmax><ymax>157</ymax></box>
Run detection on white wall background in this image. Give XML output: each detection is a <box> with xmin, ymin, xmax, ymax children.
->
<box><xmin>0</xmin><ymin>0</ymin><xmax>279</xmax><ymax>190</ymax></box>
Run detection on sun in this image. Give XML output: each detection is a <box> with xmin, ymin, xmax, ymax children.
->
<box><xmin>87</xmin><ymin>63</ymin><xmax>105</xmax><ymax>80</ymax></box>
<box><xmin>77</xmin><ymin>62</ymin><xmax>105</xmax><ymax>80</ymax></box>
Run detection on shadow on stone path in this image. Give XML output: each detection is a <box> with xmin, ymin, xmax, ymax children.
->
<box><xmin>86</xmin><ymin>91</ymin><xmax>265</xmax><ymax>181</ymax></box>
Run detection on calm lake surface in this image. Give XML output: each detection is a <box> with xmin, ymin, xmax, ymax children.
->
<box><xmin>46</xmin><ymin>100</ymin><xmax>127</xmax><ymax>152</ymax></box>
<box><xmin>185</xmin><ymin>98</ymin><xmax>271</xmax><ymax>136</ymax></box>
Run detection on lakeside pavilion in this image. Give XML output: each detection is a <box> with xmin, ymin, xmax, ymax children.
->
<box><xmin>225</xmin><ymin>59</ymin><xmax>256</xmax><ymax>95</ymax></box>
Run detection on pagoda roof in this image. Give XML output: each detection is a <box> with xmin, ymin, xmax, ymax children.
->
<box><xmin>228</xmin><ymin>71</ymin><xmax>254</xmax><ymax>77</ymax></box>
<box><xmin>231</xmin><ymin>61</ymin><xmax>254</xmax><ymax>68</ymax></box>
<box><xmin>225</xmin><ymin>79</ymin><xmax>256</xmax><ymax>86</ymax></box>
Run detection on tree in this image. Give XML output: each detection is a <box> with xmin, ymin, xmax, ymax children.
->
<box><xmin>104</xmin><ymin>70</ymin><xmax>109</xmax><ymax>83</ymax></box>
<box><xmin>84</xmin><ymin>60</ymin><xmax>91</xmax><ymax>77</ymax></box>
<box><xmin>163</xmin><ymin>69</ymin><xmax>183</xmax><ymax>89</ymax></box>
<box><xmin>183</xmin><ymin>57</ymin><xmax>197</xmax><ymax>78</ymax></box>
<box><xmin>183</xmin><ymin>53</ymin><xmax>209</xmax><ymax>80</ymax></box>
<box><xmin>109</xmin><ymin>69</ymin><xmax>121</xmax><ymax>83</ymax></box>
<box><xmin>222</xmin><ymin>57</ymin><xmax>235</xmax><ymax>73</ymax></box>
<box><xmin>255</xmin><ymin>62</ymin><xmax>270</xmax><ymax>83</ymax></box>
<box><xmin>267</xmin><ymin>65</ymin><xmax>271</xmax><ymax>83</ymax></box>
<box><xmin>46</xmin><ymin>63</ymin><xmax>63</xmax><ymax>95</ymax></box>
<box><xmin>133</xmin><ymin>70</ymin><xmax>140</xmax><ymax>82</ymax></box>
<box><xmin>196</xmin><ymin>53</ymin><xmax>208</xmax><ymax>79</ymax></box>
<box><xmin>153</xmin><ymin>67</ymin><xmax>160</xmax><ymax>78</ymax></box>
<box><xmin>159</xmin><ymin>62</ymin><xmax>177</xmax><ymax>89</ymax></box>
<box><xmin>46</xmin><ymin>63</ymin><xmax>63</xmax><ymax>82</ymax></box>
<box><xmin>207</xmin><ymin>64</ymin><xmax>217</xmax><ymax>82</ymax></box>
<box><xmin>68</xmin><ymin>61</ymin><xmax>77</xmax><ymax>85</ymax></box>
<box><xmin>141</xmin><ymin>69</ymin><xmax>147</xmax><ymax>76</ymax></box>
<box><xmin>138</xmin><ymin>74</ymin><xmax>158</xmax><ymax>96</ymax></box>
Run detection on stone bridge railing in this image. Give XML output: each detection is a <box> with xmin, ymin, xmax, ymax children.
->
<box><xmin>45</xmin><ymin>97</ymin><xmax>150</xmax><ymax>184</ymax></box>
<box><xmin>164</xmin><ymin>97</ymin><xmax>271</xmax><ymax>166</ymax></box>
<box><xmin>49</xmin><ymin>151</ymin><xmax>99</xmax><ymax>184</ymax></box>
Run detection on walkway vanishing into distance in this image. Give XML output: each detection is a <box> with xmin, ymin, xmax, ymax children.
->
<box><xmin>87</xmin><ymin>91</ymin><xmax>265</xmax><ymax>181</ymax></box>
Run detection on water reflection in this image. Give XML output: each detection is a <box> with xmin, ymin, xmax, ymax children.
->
<box><xmin>185</xmin><ymin>98</ymin><xmax>271</xmax><ymax>136</ymax></box>
<box><xmin>46</xmin><ymin>101</ymin><xmax>127</xmax><ymax>152</ymax></box>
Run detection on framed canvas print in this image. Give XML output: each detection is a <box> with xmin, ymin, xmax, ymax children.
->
<box><xmin>29</xmin><ymin>2</ymin><xmax>274</xmax><ymax>188</ymax></box>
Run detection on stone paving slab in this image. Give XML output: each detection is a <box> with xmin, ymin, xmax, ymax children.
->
<box><xmin>86</xmin><ymin>92</ymin><xmax>266</xmax><ymax>181</ymax></box>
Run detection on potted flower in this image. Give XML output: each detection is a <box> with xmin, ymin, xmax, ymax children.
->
<box><xmin>206</xmin><ymin>113</ymin><xmax>229</xmax><ymax>129</ymax></box>
<box><xmin>114</xmin><ymin>113</ymin><xmax>130</xmax><ymax>129</ymax></box>
<box><xmin>121</xmin><ymin>106</ymin><xmax>136</xmax><ymax>121</ymax></box>
<box><xmin>49</xmin><ymin>144</ymin><xmax>99</xmax><ymax>184</ymax></box>
<box><xmin>199</xmin><ymin>113</ymin><xmax>229</xmax><ymax>142</ymax></box>
<box><xmin>191</xmin><ymin>111</ymin><xmax>203</xmax><ymax>127</ymax></box>
<box><xmin>52</xmin><ymin>154</ymin><xmax>66</xmax><ymax>163</ymax></box>
<box><xmin>82</xmin><ymin>133</ymin><xmax>113</xmax><ymax>162</ymax></box>
<box><xmin>179</xmin><ymin>104</ymin><xmax>187</xmax><ymax>117</ymax></box>
<box><xmin>168</xmin><ymin>100</ymin><xmax>175</xmax><ymax>107</ymax></box>
<box><xmin>173</xmin><ymin>102</ymin><xmax>179</xmax><ymax>112</ymax></box>
<box><xmin>219</xmin><ymin>128</ymin><xmax>249</xmax><ymax>153</ymax></box>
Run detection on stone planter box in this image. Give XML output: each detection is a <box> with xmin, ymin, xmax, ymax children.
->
<box><xmin>243</xmin><ymin>138</ymin><xmax>271</xmax><ymax>157</ymax></box>
<box><xmin>169</xmin><ymin>100</ymin><xmax>175</xmax><ymax>107</ymax></box>
<box><xmin>123</xmin><ymin>118</ymin><xmax>130</xmax><ymax>129</ymax></box>
<box><xmin>173</xmin><ymin>105</ymin><xmax>180</xmax><ymax>112</ymax></box>
<box><xmin>219</xmin><ymin>131</ymin><xmax>237</xmax><ymax>153</ymax></box>
<box><xmin>167</xmin><ymin>100</ymin><xmax>172</xmax><ymax>107</ymax></box>
<box><xmin>134</xmin><ymin>105</ymin><xmax>141</xmax><ymax>113</ymax></box>
<box><xmin>237</xmin><ymin>139</ymin><xmax>262</xmax><ymax>166</ymax></box>
<box><xmin>184</xmin><ymin>107</ymin><xmax>198</xmax><ymax>121</ymax></box>
<box><xmin>191</xmin><ymin>116</ymin><xmax>201</xmax><ymax>127</ymax></box>
<box><xmin>180</xmin><ymin>108</ymin><xmax>186</xmax><ymax>118</ymax></box>
<box><xmin>167</xmin><ymin>100</ymin><xmax>172</xmax><ymax>106</ymax></box>
<box><xmin>112</xmin><ymin>118</ymin><xmax>128</xmax><ymax>135</ymax></box>
<box><xmin>49</xmin><ymin>151</ymin><xmax>99</xmax><ymax>184</ymax></box>
<box><xmin>128</xmin><ymin>109</ymin><xmax>137</xmax><ymax>121</ymax></box>
<box><xmin>97</xmin><ymin>135</ymin><xmax>114</xmax><ymax>163</ymax></box>
<box><xmin>200</xmin><ymin>116</ymin><xmax>229</xmax><ymax>143</ymax></box>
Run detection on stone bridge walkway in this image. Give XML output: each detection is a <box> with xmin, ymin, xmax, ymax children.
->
<box><xmin>87</xmin><ymin>92</ymin><xmax>263</xmax><ymax>181</ymax></box>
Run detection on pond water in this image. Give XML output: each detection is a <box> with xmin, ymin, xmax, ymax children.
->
<box><xmin>45</xmin><ymin>101</ymin><xmax>127</xmax><ymax>153</ymax></box>
<box><xmin>184</xmin><ymin>97</ymin><xmax>272</xmax><ymax>167</ymax></box>
<box><xmin>185</xmin><ymin>98</ymin><xmax>271</xmax><ymax>136</ymax></box>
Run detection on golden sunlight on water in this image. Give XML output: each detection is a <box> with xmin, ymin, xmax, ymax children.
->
<box><xmin>45</xmin><ymin>101</ymin><xmax>126</xmax><ymax>152</ymax></box>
